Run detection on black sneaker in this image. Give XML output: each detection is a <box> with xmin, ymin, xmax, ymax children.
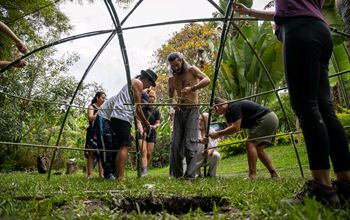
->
<box><xmin>333</xmin><ymin>180</ymin><xmax>350</xmax><ymax>206</ymax></box>
<box><xmin>281</xmin><ymin>180</ymin><xmax>340</xmax><ymax>207</ymax></box>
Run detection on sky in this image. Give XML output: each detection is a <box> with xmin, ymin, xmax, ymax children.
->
<box><xmin>57</xmin><ymin>0</ymin><xmax>272</xmax><ymax>96</ymax></box>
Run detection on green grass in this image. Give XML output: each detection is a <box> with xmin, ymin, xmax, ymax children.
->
<box><xmin>0</xmin><ymin>144</ymin><xmax>349</xmax><ymax>219</ymax></box>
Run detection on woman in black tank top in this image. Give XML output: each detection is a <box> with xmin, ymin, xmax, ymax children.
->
<box><xmin>85</xmin><ymin>92</ymin><xmax>106</xmax><ymax>178</ymax></box>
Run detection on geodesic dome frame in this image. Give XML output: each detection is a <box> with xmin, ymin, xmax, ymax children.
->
<box><xmin>1</xmin><ymin>0</ymin><xmax>350</xmax><ymax>180</ymax></box>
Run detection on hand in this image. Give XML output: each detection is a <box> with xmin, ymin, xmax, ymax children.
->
<box><xmin>232</xmin><ymin>2</ymin><xmax>250</xmax><ymax>15</ymax></box>
<box><xmin>150</xmin><ymin>124</ymin><xmax>158</xmax><ymax>130</ymax></box>
<box><xmin>172</xmin><ymin>105</ymin><xmax>181</xmax><ymax>112</ymax></box>
<box><xmin>137</xmin><ymin>126</ymin><xmax>144</xmax><ymax>134</ymax></box>
<box><xmin>130</xmin><ymin>133</ymin><xmax>135</xmax><ymax>141</ymax></box>
<box><xmin>169</xmin><ymin>107</ymin><xmax>175</xmax><ymax>115</ymax></box>
<box><xmin>181</xmin><ymin>86</ymin><xmax>193</xmax><ymax>95</ymax></box>
<box><xmin>201</xmin><ymin>137</ymin><xmax>209</xmax><ymax>145</ymax></box>
<box><xmin>201</xmin><ymin>150</ymin><xmax>209</xmax><ymax>159</ymax></box>
<box><xmin>209</xmin><ymin>131</ymin><xmax>220</xmax><ymax>139</ymax></box>
<box><xmin>16</xmin><ymin>41</ymin><xmax>28</xmax><ymax>54</ymax></box>
<box><xmin>143</xmin><ymin>121</ymin><xmax>151</xmax><ymax>131</ymax></box>
<box><xmin>13</xmin><ymin>59</ymin><xmax>27</xmax><ymax>68</ymax></box>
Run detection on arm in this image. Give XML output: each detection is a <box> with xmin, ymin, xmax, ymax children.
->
<box><xmin>232</xmin><ymin>2</ymin><xmax>275</xmax><ymax>21</ymax></box>
<box><xmin>151</xmin><ymin>119</ymin><xmax>161</xmax><ymax>129</ymax></box>
<box><xmin>136</xmin><ymin>119</ymin><xmax>143</xmax><ymax>134</ymax></box>
<box><xmin>168</xmin><ymin>77</ymin><xmax>176</xmax><ymax>103</ymax></box>
<box><xmin>132</xmin><ymin>79</ymin><xmax>150</xmax><ymax>130</ymax></box>
<box><xmin>190</xmin><ymin>66</ymin><xmax>211</xmax><ymax>92</ymax></box>
<box><xmin>209</xmin><ymin>119</ymin><xmax>241</xmax><ymax>139</ymax></box>
<box><xmin>168</xmin><ymin>77</ymin><xmax>180</xmax><ymax>111</ymax></box>
<box><xmin>87</xmin><ymin>105</ymin><xmax>96</xmax><ymax>122</ymax></box>
<box><xmin>151</xmin><ymin>110</ymin><xmax>161</xmax><ymax>129</ymax></box>
<box><xmin>0</xmin><ymin>21</ymin><xmax>28</xmax><ymax>53</ymax></box>
<box><xmin>0</xmin><ymin>60</ymin><xmax>27</xmax><ymax>68</ymax></box>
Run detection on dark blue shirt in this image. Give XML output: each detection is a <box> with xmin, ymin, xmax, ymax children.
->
<box><xmin>142</xmin><ymin>106</ymin><xmax>160</xmax><ymax>126</ymax></box>
<box><xmin>224</xmin><ymin>100</ymin><xmax>271</xmax><ymax>129</ymax></box>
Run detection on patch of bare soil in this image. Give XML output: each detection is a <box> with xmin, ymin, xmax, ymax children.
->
<box><xmin>110</xmin><ymin>195</ymin><xmax>231</xmax><ymax>214</ymax></box>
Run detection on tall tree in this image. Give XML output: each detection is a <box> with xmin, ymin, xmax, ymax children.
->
<box><xmin>0</xmin><ymin>0</ymin><xmax>106</xmax><ymax>170</ymax></box>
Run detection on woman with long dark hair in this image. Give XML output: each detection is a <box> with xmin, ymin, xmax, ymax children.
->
<box><xmin>85</xmin><ymin>91</ymin><xmax>106</xmax><ymax>178</ymax></box>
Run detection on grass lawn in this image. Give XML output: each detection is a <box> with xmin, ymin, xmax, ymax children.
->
<box><xmin>0</xmin><ymin>144</ymin><xmax>349</xmax><ymax>219</ymax></box>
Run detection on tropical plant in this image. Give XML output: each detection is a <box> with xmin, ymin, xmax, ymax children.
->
<box><xmin>322</xmin><ymin>0</ymin><xmax>350</xmax><ymax>109</ymax></box>
<box><xmin>211</xmin><ymin>20</ymin><xmax>284</xmax><ymax>103</ymax></box>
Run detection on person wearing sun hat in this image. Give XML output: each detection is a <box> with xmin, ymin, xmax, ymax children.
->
<box><xmin>98</xmin><ymin>68</ymin><xmax>157</xmax><ymax>181</ymax></box>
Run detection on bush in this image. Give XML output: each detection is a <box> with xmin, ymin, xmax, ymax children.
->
<box><xmin>337</xmin><ymin>112</ymin><xmax>350</xmax><ymax>139</ymax></box>
<box><xmin>0</xmin><ymin>155</ymin><xmax>17</xmax><ymax>172</ymax></box>
<box><xmin>268</xmin><ymin>95</ymin><xmax>297</xmax><ymax>133</ymax></box>
<box><xmin>275</xmin><ymin>132</ymin><xmax>291</xmax><ymax>145</ymax></box>
<box><xmin>218</xmin><ymin>132</ymin><xmax>246</xmax><ymax>159</ymax></box>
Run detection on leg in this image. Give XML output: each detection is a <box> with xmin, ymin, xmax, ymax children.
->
<box><xmin>87</xmin><ymin>152</ymin><xmax>94</xmax><ymax>177</ymax></box>
<box><xmin>139</xmin><ymin>139</ymin><xmax>147</xmax><ymax>169</ymax></box>
<box><xmin>100</xmin><ymin>119</ymin><xmax>116</xmax><ymax>179</ymax></box>
<box><xmin>245</xmin><ymin>141</ymin><xmax>258</xmax><ymax>179</ymax></box>
<box><xmin>256</xmin><ymin>144</ymin><xmax>278</xmax><ymax>177</ymax></box>
<box><xmin>316</xmin><ymin>56</ymin><xmax>350</xmax><ymax>183</ymax></box>
<box><xmin>146</xmin><ymin>142</ymin><xmax>155</xmax><ymax>165</ymax></box>
<box><xmin>169</xmin><ymin>142</ymin><xmax>174</xmax><ymax>176</ymax></box>
<box><xmin>98</xmin><ymin>159</ymin><xmax>104</xmax><ymax>178</ymax></box>
<box><xmin>283</xmin><ymin>20</ymin><xmax>334</xmax><ymax>185</ymax></box>
<box><xmin>280</xmin><ymin>19</ymin><xmax>340</xmax><ymax>206</ymax></box>
<box><xmin>116</xmin><ymin>146</ymin><xmax>129</xmax><ymax>181</ymax></box>
<box><xmin>172</xmin><ymin>111</ymin><xmax>185</xmax><ymax>178</ymax></box>
<box><xmin>194</xmin><ymin>144</ymin><xmax>205</xmax><ymax>177</ymax></box>
<box><xmin>184</xmin><ymin>149</ymin><xmax>197</xmax><ymax>179</ymax></box>
<box><xmin>208</xmin><ymin>151</ymin><xmax>220</xmax><ymax>177</ymax></box>
<box><xmin>102</xmin><ymin>132</ymin><xmax>116</xmax><ymax>179</ymax></box>
<box><xmin>184</xmin><ymin>109</ymin><xmax>199</xmax><ymax>179</ymax></box>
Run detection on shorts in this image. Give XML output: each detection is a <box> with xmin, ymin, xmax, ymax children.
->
<box><xmin>137</xmin><ymin>129</ymin><xmax>156</xmax><ymax>143</ymax></box>
<box><xmin>111</xmin><ymin>117</ymin><xmax>132</xmax><ymax>147</ymax></box>
<box><xmin>248</xmin><ymin>112</ymin><xmax>279</xmax><ymax>146</ymax></box>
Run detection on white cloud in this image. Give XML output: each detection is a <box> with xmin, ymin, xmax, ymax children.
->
<box><xmin>57</xmin><ymin>0</ymin><xmax>220</xmax><ymax>96</ymax></box>
<box><xmin>56</xmin><ymin>0</ymin><xmax>271</xmax><ymax>96</ymax></box>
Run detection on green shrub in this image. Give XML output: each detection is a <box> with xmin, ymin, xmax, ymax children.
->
<box><xmin>275</xmin><ymin>132</ymin><xmax>291</xmax><ymax>145</ymax></box>
<box><xmin>218</xmin><ymin>132</ymin><xmax>246</xmax><ymax>159</ymax></box>
<box><xmin>268</xmin><ymin>95</ymin><xmax>297</xmax><ymax>133</ymax></box>
<box><xmin>0</xmin><ymin>155</ymin><xmax>17</xmax><ymax>171</ymax></box>
<box><xmin>337</xmin><ymin>112</ymin><xmax>350</xmax><ymax>139</ymax></box>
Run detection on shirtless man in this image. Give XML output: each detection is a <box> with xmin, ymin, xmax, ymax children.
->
<box><xmin>167</xmin><ymin>52</ymin><xmax>210</xmax><ymax>178</ymax></box>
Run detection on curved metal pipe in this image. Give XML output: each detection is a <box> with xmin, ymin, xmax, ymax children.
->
<box><xmin>0</xmin><ymin>29</ymin><xmax>114</xmax><ymax>73</ymax></box>
<box><xmin>47</xmin><ymin>31</ymin><xmax>117</xmax><ymax>180</ymax></box>
<box><xmin>206</xmin><ymin>0</ymin><xmax>304</xmax><ymax>177</ymax></box>
<box><xmin>204</xmin><ymin>1</ymin><xmax>233</xmax><ymax>177</ymax></box>
<box><xmin>121</xmin><ymin>0</ymin><xmax>144</xmax><ymax>26</ymax></box>
<box><xmin>104</xmin><ymin>0</ymin><xmax>142</xmax><ymax>177</ymax></box>
<box><xmin>235</xmin><ymin>27</ymin><xmax>305</xmax><ymax>177</ymax></box>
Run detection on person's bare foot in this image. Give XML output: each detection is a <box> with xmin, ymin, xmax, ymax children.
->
<box><xmin>116</xmin><ymin>176</ymin><xmax>125</xmax><ymax>182</ymax></box>
<box><xmin>270</xmin><ymin>171</ymin><xmax>280</xmax><ymax>179</ymax></box>
<box><xmin>244</xmin><ymin>174</ymin><xmax>257</xmax><ymax>180</ymax></box>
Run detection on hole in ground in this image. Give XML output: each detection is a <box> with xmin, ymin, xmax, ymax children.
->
<box><xmin>110</xmin><ymin>195</ymin><xmax>230</xmax><ymax>214</ymax></box>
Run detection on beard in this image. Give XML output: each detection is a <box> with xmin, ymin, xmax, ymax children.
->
<box><xmin>172</xmin><ymin>60</ymin><xmax>188</xmax><ymax>75</ymax></box>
